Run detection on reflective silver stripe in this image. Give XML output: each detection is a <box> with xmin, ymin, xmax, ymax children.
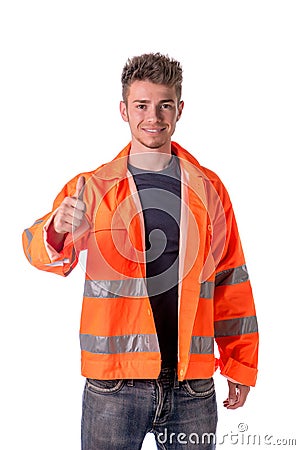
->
<box><xmin>24</xmin><ymin>221</ymin><xmax>44</xmax><ymax>263</ymax></box>
<box><xmin>24</xmin><ymin>228</ymin><xmax>33</xmax><ymax>245</ymax></box>
<box><xmin>200</xmin><ymin>281</ymin><xmax>214</xmax><ymax>299</ymax></box>
<box><xmin>190</xmin><ymin>336</ymin><xmax>214</xmax><ymax>354</ymax></box>
<box><xmin>45</xmin><ymin>258</ymin><xmax>70</xmax><ymax>267</ymax></box>
<box><xmin>215</xmin><ymin>264</ymin><xmax>249</xmax><ymax>286</ymax></box>
<box><xmin>214</xmin><ymin>315</ymin><xmax>258</xmax><ymax>337</ymax></box>
<box><xmin>84</xmin><ymin>278</ymin><xmax>148</xmax><ymax>298</ymax></box>
<box><xmin>80</xmin><ymin>333</ymin><xmax>160</xmax><ymax>354</ymax></box>
<box><xmin>24</xmin><ymin>228</ymin><xmax>33</xmax><ymax>263</ymax></box>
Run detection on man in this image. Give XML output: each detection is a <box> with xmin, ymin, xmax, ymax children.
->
<box><xmin>23</xmin><ymin>53</ymin><xmax>258</xmax><ymax>450</ymax></box>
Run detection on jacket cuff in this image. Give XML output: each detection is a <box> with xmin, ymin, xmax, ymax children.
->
<box><xmin>43</xmin><ymin>212</ymin><xmax>90</xmax><ymax>262</ymax></box>
<box><xmin>220</xmin><ymin>356</ymin><xmax>258</xmax><ymax>387</ymax></box>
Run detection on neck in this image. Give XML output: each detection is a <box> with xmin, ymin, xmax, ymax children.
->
<box><xmin>129</xmin><ymin>141</ymin><xmax>172</xmax><ymax>171</ymax></box>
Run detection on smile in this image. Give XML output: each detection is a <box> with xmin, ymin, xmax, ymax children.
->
<box><xmin>142</xmin><ymin>127</ymin><xmax>166</xmax><ymax>133</ymax></box>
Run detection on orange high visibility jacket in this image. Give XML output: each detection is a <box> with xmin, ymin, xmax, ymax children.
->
<box><xmin>22</xmin><ymin>142</ymin><xmax>258</xmax><ymax>385</ymax></box>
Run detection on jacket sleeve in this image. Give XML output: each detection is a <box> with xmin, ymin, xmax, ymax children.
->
<box><xmin>211</xmin><ymin>180</ymin><xmax>259</xmax><ymax>387</ymax></box>
<box><xmin>22</xmin><ymin>175</ymin><xmax>90</xmax><ymax>277</ymax></box>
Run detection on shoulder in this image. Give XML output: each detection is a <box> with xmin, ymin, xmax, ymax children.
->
<box><xmin>197</xmin><ymin>163</ymin><xmax>223</xmax><ymax>184</ymax></box>
<box><xmin>172</xmin><ymin>142</ymin><xmax>233</xmax><ymax>210</ymax></box>
<box><xmin>173</xmin><ymin>141</ymin><xmax>227</xmax><ymax>188</ymax></box>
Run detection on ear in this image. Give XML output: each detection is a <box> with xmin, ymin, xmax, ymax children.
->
<box><xmin>176</xmin><ymin>100</ymin><xmax>184</xmax><ymax>122</ymax></box>
<box><xmin>120</xmin><ymin>101</ymin><xmax>129</xmax><ymax>122</ymax></box>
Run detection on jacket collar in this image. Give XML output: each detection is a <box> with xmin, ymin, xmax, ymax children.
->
<box><xmin>94</xmin><ymin>141</ymin><xmax>205</xmax><ymax>181</ymax></box>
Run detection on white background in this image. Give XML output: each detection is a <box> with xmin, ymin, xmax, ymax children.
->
<box><xmin>1</xmin><ymin>1</ymin><xmax>299</xmax><ymax>448</ymax></box>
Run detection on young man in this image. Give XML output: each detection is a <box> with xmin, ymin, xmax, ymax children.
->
<box><xmin>23</xmin><ymin>53</ymin><xmax>258</xmax><ymax>450</ymax></box>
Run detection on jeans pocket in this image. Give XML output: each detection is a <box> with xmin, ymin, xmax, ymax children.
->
<box><xmin>86</xmin><ymin>378</ymin><xmax>124</xmax><ymax>395</ymax></box>
<box><xmin>183</xmin><ymin>378</ymin><xmax>215</xmax><ymax>398</ymax></box>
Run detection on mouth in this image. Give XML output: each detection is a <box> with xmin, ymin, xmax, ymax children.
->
<box><xmin>141</xmin><ymin>127</ymin><xmax>167</xmax><ymax>134</ymax></box>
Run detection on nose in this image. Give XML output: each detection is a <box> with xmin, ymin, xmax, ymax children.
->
<box><xmin>146</xmin><ymin>105</ymin><xmax>163</xmax><ymax>123</ymax></box>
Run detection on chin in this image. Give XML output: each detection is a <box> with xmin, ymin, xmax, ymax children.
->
<box><xmin>141</xmin><ymin>138</ymin><xmax>169</xmax><ymax>150</ymax></box>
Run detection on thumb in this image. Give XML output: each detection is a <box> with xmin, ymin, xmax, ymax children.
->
<box><xmin>75</xmin><ymin>176</ymin><xmax>86</xmax><ymax>200</ymax></box>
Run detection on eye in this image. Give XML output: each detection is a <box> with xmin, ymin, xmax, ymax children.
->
<box><xmin>161</xmin><ymin>103</ymin><xmax>173</xmax><ymax>110</ymax></box>
<box><xmin>137</xmin><ymin>104</ymin><xmax>147</xmax><ymax>110</ymax></box>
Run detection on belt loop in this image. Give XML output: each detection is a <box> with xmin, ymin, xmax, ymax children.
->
<box><xmin>127</xmin><ymin>379</ymin><xmax>134</xmax><ymax>387</ymax></box>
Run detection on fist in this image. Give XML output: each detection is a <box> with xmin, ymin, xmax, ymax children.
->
<box><xmin>53</xmin><ymin>176</ymin><xmax>86</xmax><ymax>235</ymax></box>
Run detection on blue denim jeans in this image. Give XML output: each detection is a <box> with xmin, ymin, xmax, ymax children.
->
<box><xmin>81</xmin><ymin>368</ymin><xmax>218</xmax><ymax>450</ymax></box>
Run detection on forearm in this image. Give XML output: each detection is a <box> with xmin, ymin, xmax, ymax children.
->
<box><xmin>46</xmin><ymin>218</ymin><xmax>67</xmax><ymax>253</ymax></box>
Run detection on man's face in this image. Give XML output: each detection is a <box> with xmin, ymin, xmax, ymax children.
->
<box><xmin>120</xmin><ymin>80</ymin><xmax>184</xmax><ymax>152</ymax></box>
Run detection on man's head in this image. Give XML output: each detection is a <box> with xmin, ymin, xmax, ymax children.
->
<box><xmin>120</xmin><ymin>53</ymin><xmax>184</xmax><ymax>154</ymax></box>
<box><xmin>121</xmin><ymin>53</ymin><xmax>183</xmax><ymax>105</ymax></box>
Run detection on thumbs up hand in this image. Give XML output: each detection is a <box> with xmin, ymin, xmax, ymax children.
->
<box><xmin>53</xmin><ymin>176</ymin><xmax>87</xmax><ymax>235</ymax></box>
<box><xmin>75</xmin><ymin>175</ymin><xmax>86</xmax><ymax>201</ymax></box>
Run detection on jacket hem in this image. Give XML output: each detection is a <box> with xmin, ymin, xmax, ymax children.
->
<box><xmin>81</xmin><ymin>358</ymin><xmax>162</xmax><ymax>380</ymax></box>
<box><xmin>182</xmin><ymin>359</ymin><xmax>216</xmax><ymax>380</ymax></box>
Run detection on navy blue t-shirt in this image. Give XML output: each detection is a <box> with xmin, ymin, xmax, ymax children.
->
<box><xmin>128</xmin><ymin>155</ymin><xmax>181</xmax><ymax>368</ymax></box>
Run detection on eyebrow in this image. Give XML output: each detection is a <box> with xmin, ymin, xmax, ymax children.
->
<box><xmin>132</xmin><ymin>99</ymin><xmax>176</xmax><ymax>104</ymax></box>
